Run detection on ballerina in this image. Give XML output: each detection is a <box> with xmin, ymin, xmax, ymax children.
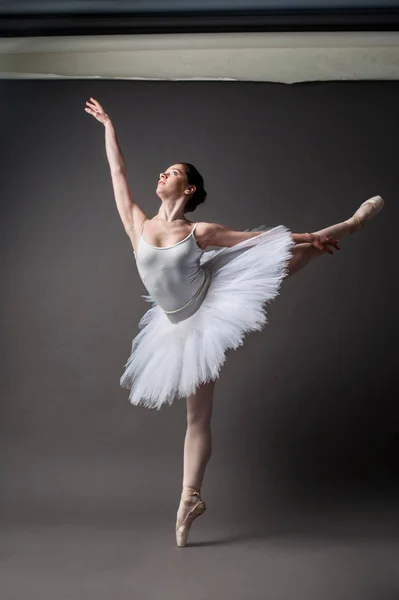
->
<box><xmin>85</xmin><ymin>97</ymin><xmax>384</xmax><ymax>547</ymax></box>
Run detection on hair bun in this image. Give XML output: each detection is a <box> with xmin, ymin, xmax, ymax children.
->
<box><xmin>180</xmin><ymin>162</ymin><xmax>207</xmax><ymax>214</ymax></box>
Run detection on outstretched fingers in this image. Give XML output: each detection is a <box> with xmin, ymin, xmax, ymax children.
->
<box><xmin>84</xmin><ymin>98</ymin><xmax>110</xmax><ymax>124</ymax></box>
<box><xmin>85</xmin><ymin>100</ymin><xmax>98</xmax><ymax>111</ymax></box>
<box><xmin>322</xmin><ymin>236</ymin><xmax>341</xmax><ymax>254</ymax></box>
<box><xmin>89</xmin><ymin>97</ymin><xmax>102</xmax><ymax>109</ymax></box>
<box><xmin>312</xmin><ymin>234</ymin><xmax>340</xmax><ymax>254</ymax></box>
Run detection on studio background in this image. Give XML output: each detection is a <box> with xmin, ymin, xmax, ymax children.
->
<box><xmin>1</xmin><ymin>79</ymin><xmax>398</xmax><ymax>599</ymax></box>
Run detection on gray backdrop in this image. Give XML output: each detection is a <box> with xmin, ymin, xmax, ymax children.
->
<box><xmin>1</xmin><ymin>80</ymin><xmax>398</xmax><ymax>600</ymax></box>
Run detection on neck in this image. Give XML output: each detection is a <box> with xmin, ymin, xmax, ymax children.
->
<box><xmin>156</xmin><ymin>197</ymin><xmax>187</xmax><ymax>222</ymax></box>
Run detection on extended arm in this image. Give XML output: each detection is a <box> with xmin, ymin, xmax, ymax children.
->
<box><xmin>85</xmin><ymin>98</ymin><xmax>146</xmax><ymax>239</ymax></box>
<box><xmin>198</xmin><ymin>223</ymin><xmax>339</xmax><ymax>253</ymax></box>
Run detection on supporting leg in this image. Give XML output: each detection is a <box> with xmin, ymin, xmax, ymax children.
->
<box><xmin>183</xmin><ymin>380</ymin><xmax>215</xmax><ymax>491</ymax></box>
<box><xmin>176</xmin><ymin>379</ymin><xmax>215</xmax><ymax>547</ymax></box>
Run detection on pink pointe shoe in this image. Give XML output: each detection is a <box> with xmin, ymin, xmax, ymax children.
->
<box><xmin>351</xmin><ymin>195</ymin><xmax>384</xmax><ymax>232</ymax></box>
<box><xmin>175</xmin><ymin>492</ymin><xmax>206</xmax><ymax>548</ymax></box>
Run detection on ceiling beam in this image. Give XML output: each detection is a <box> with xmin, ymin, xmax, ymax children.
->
<box><xmin>1</xmin><ymin>32</ymin><xmax>399</xmax><ymax>82</ymax></box>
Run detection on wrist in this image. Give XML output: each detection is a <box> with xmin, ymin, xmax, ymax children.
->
<box><xmin>103</xmin><ymin>116</ymin><xmax>113</xmax><ymax>129</ymax></box>
<box><xmin>292</xmin><ymin>233</ymin><xmax>306</xmax><ymax>244</ymax></box>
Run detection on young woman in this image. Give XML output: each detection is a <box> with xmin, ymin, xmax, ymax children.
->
<box><xmin>85</xmin><ymin>97</ymin><xmax>384</xmax><ymax>548</ymax></box>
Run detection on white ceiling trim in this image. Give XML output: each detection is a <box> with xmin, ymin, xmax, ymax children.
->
<box><xmin>1</xmin><ymin>32</ymin><xmax>399</xmax><ymax>82</ymax></box>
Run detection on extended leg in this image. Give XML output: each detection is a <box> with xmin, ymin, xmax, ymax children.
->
<box><xmin>175</xmin><ymin>379</ymin><xmax>215</xmax><ymax>547</ymax></box>
<box><xmin>287</xmin><ymin>195</ymin><xmax>384</xmax><ymax>277</ymax></box>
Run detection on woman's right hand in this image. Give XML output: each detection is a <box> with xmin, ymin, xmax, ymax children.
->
<box><xmin>85</xmin><ymin>97</ymin><xmax>111</xmax><ymax>126</ymax></box>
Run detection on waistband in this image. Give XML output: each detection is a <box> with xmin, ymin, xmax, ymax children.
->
<box><xmin>164</xmin><ymin>268</ymin><xmax>212</xmax><ymax>324</ymax></box>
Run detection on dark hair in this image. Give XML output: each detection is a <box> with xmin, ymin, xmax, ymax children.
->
<box><xmin>180</xmin><ymin>163</ymin><xmax>207</xmax><ymax>213</ymax></box>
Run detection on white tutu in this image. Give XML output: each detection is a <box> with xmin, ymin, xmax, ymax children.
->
<box><xmin>120</xmin><ymin>225</ymin><xmax>294</xmax><ymax>410</ymax></box>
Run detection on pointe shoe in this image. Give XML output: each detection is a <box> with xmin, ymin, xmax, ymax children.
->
<box><xmin>351</xmin><ymin>195</ymin><xmax>384</xmax><ymax>232</ymax></box>
<box><xmin>175</xmin><ymin>492</ymin><xmax>206</xmax><ymax>548</ymax></box>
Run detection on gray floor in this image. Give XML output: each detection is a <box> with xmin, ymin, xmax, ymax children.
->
<box><xmin>2</xmin><ymin>507</ymin><xmax>399</xmax><ymax>600</ymax></box>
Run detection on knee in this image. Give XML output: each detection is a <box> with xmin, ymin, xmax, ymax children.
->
<box><xmin>186</xmin><ymin>412</ymin><xmax>212</xmax><ymax>430</ymax></box>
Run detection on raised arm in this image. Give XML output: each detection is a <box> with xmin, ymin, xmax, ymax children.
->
<box><xmin>85</xmin><ymin>98</ymin><xmax>146</xmax><ymax>243</ymax></box>
<box><xmin>198</xmin><ymin>223</ymin><xmax>339</xmax><ymax>253</ymax></box>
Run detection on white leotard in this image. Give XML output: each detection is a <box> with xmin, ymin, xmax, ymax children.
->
<box><xmin>133</xmin><ymin>219</ymin><xmax>211</xmax><ymax>323</ymax></box>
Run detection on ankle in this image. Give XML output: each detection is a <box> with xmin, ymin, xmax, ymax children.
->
<box><xmin>181</xmin><ymin>486</ymin><xmax>201</xmax><ymax>501</ymax></box>
<box><xmin>345</xmin><ymin>217</ymin><xmax>357</xmax><ymax>234</ymax></box>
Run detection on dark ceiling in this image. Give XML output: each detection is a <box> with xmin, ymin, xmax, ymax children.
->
<box><xmin>1</xmin><ymin>0</ymin><xmax>398</xmax><ymax>36</ymax></box>
<box><xmin>1</xmin><ymin>1</ymin><xmax>399</xmax><ymax>13</ymax></box>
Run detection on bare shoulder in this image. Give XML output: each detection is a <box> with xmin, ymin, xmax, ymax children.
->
<box><xmin>194</xmin><ymin>221</ymin><xmax>226</xmax><ymax>249</ymax></box>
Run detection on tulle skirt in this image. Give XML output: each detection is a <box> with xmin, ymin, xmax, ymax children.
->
<box><xmin>120</xmin><ymin>225</ymin><xmax>294</xmax><ymax>410</ymax></box>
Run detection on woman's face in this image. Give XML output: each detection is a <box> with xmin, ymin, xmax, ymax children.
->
<box><xmin>156</xmin><ymin>164</ymin><xmax>194</xmax><ymax>200</ymax></box>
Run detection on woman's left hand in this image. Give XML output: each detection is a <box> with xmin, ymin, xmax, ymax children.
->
<box><xmin>300</xmin><ymin>233</ymin><xmax>340</xmax><ymax>254</ymax></box>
